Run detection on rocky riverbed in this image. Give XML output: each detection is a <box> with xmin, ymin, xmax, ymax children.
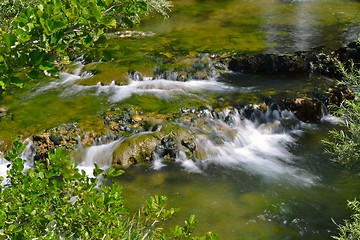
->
<box><xmin>5</xmin><ymin>42</ymin><xmax>358</xmax><ymax>168</ymax></box>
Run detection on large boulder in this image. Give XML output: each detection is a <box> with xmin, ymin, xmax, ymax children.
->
<box><xmin>112</xmin><ymin>133</ymin><xmax>159</xmax><ymax>168</ymax></box>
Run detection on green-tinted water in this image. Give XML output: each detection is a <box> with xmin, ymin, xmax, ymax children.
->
<box><xmin>1</xmin><ymin>0</ymin><xmax>360</xmax><ymax>239</ymax></box>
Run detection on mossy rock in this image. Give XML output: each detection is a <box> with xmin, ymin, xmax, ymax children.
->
<box><xmin>112</xmin><ymin>133</ymin><xmax>159</xmax><ymax>169</ymax></box>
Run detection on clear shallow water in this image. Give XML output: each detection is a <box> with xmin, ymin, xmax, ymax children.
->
<box><xmin>136</xmin><ymin>0</ymin><xmax>360</xmax><ymax>53</ymax></box>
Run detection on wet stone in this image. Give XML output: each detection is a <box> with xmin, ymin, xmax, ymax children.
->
<box><xmin>0</xmin><ymin>106</ymin><xmax>7</xmax><ymax>118</ymax></box>
<box><xmin>128</xmin><ymin>70</ymin><xmax>143</xmax><ymax>81</ymax></box>
<box><xmin>49</xmin><ymin>134</ymin><xmax>62</xmax><ymax>146</ymax></box>
<box><xmin>181</xmin><ymin>139</ymin><xmax>196</xmax><ymax>153</ymax></box>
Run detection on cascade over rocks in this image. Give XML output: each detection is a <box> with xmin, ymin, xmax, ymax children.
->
<box><xmin>27</xmin><ymin>42</ymin><xmax>358</xmax><ymax>168</ymax></box>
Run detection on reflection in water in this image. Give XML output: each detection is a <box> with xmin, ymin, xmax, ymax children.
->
<box><xmin>139</xmin><ymin>0</ymin><xmax>360</xmax><ymax>53</ymax></box>
<box><xmin>265</xmin><ymin>1</ymin><xmax>319</xmax><ymax>52</ymax></box>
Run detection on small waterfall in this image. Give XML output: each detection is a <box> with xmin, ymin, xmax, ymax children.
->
<box><xmin>20</xmin><ymin>140</ymin><xmax>36</xmax><ymax>169</ymax></box>
<box><xmin>154</xmin><ymin>106</ymin><xmax>317</xmax><ymax>186</ymax></box>
<box><xmin>39</xmin><ymin>74</ymin><xmax>239</xmax><ymax>103</ymax></box>
<box><xmin>0</xmin><ymin>141</ymin><xmax>37</xmax><ymax>186</ymax></box>
<box><xmin>151</xmin><ymin>153</ymin><xmax>167</xmax><ymax>170</ymax></box>
<box><xmin>0</xmin><ymin>152</ymin><xmax>10</xmax><ymax>186</ymax></box>
<box><xmin>75</xmin><ymin>139</ymin><xmax>122</xmax><ymax>178</ymax></box>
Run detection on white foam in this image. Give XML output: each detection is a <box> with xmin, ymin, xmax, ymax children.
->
<box><xmin>192</xmin><ymin>111</ymin><xmax>317</xmax><ymax>185</ymax></box>
<box><xmin>321</xmin><ymin>114</ymin><xmax>342</xmax><ymax>124</ymax></box>
<box><xmin>35</xmin><ymin>62</ymin><xmax>93</xmax><ymax>94</ymax></box>
<box><xmin>0</xmin><ymin>157</ymin><xmax>10</xmax><ymax>186</ymax></box>
<box><xmin>176</xmin><ymin>151</ymin><xmax>203</xmax><ymax>174</ymax></box>
<box><xmin>75</xmin><ymin>140</ymin><xmax>121</xmax><ymax>178</ymax></box>
<box><xmin>97</xmin><ymin>78</ymin><xmax>238</xmax><ymax>103</ymax></box>
<box><xmin>151</xmin><ymin>154</ymin><xmax>167</xmax><ymax>170</ymax></box>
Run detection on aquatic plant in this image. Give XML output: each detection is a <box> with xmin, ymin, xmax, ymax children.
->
<box><xmin>0</xmin><ymin>139</ymin><xmax>216</xmax><ymax>239</ymax></box>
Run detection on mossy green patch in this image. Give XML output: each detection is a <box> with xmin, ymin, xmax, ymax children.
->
<box><xmin>119</xmin><ymin>94</ymin><xmax>206</xmax><ymax>114</ymax></box>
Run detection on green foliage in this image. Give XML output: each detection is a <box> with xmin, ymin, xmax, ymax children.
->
<box><xmin>322</xmin><ymin>99</ymin><xmax>360</xmax><ymax>168</ymax></box>
<box><xmin>333</xmin><ymin>199</ymin><xmax>360</xmax><ymax>240</ymax></box>
<box><xmin>335</xmin><ymin>59</ymin><xmax>360</xmax><ymax>87</ymax></box>
<box><xmin>0</xmin><ymin>140</ymin><xmax>216</xmax><ymax>239</ymax></box>
<box><xmin>0</xmin><ymin>0</ymin><xmax>172</xmax><ymax>90</ymax></box>
<box><xmin>322</xmin><ymin>60</ymin><xmax>360</xmax><ymax>168</ymax></box>
<box><xmin>322</xmin><ymin>41</ymin><xmax>360</xmax><ymax>239</ymax></box>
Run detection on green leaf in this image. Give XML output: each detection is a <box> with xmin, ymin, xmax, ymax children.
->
<box><xmin>29</xmin><ymin>50</ymin><xmax>45</xmax><ymax>66</ymax></box>
<box><xmin>93</xmin><ymin>164</ymin><xmax>104</xmax><ymax>177</ymax></box>
<box><xmin>15</xmin><ymin>28</ymin><xmax>31</xmax><ymax>42</ymax></box>
<box><xmin>89</xmin><ymin>3</ymin><xmax>102</xmax><ymax>19</ymax></box>
<box><xmin>137</xmin><ymin>1</ymin><xmax>148</xmax><ymax>13</ymax></box>
<box><xmin>102</xmin><ymin>17</ymin><xmax>117</xmax><ymax>28</ymax></box>
<box><xmin>39</xmin><ymin>61</ymin><xmax>56</xmax><ymax>71</ymax></box>
<box><xmin>3</xmin><ymin>34</ymin><xmax>17</xmax><ymax>47</ymax></box>
<box><xmin>0</xmin><ymin>80</ymin><xmax>5</xmax><ymax>89</ymax></box>
<box><xmin>10</xmin><ymin>76</ymin><xmax>23</xmax><ymax>88</ymax></box>
<box><xmin>51</xmin><ymin>19</ymin><xmax>67</xmax><ymax>32</ymax></box>
<box><xmin>106</xmin><ymin>168</ymin><xmax>124</xmax><ymax>178</ymax></box>
<box><xmin>27</xmin><ymin>69</ymin><xmax>42</xmax><ymax>79</ymax></box>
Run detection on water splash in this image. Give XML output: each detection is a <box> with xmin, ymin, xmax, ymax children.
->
<box><xmin>153</xmin><ymin>107</ymin><xmax>318</xmax><ymax>186</ymax></box>
<box><xmin>0</xmin><ymin>140</ymin><xmax>37</xmax><ymax>186</ymax></box>
<box><xmin>0</xmin><ymin>153</ymin><xmax>10</xmax><ymax>186</ymax></box>
<box><xmin>60</xmin><ymin>78</ymin><xmax>241</xmax><ymax>103</ymax></box>
<box><xmin>35</xmin><ymin>61</ymin><xmax>93</xmax><ymax>94</ymax></box>
<box><xmin>20</xmin><ymin>140</ymin><xmax>36</xmax><ymax>169</ymax></box>
<box><xmin>151</xmin><ymin>153</ymin><xmax>167</xmax><ymax>171</ymax></box>
<box><xmin>75</xmin><ymin>140</ymin><xmax>121</xmax><ymax>178</ymax></box>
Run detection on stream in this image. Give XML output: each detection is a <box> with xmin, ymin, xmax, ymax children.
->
<box><xmin>1</xmin><ymin>0</ymin><xmax>360</xmax><ymax>239</ymax></box>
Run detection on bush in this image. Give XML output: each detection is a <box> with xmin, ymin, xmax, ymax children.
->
<box><xmin>0</xmin><ymin>0</ymin><xmax>172</xmax><ymax>90</ymax></box>
<box><xmin>333</xmin><ymin>199</ymin><xmax>360</xmax><ymax>240</ymax></box>
<box><xmin>322</xmin><ymin>58</ymin><xmax>360</xmax><ymax>168</ymax></box>
<box><xmin>0</xmin><ymin>140</ymin><xmax>216</xmax><ymax>239</ymax></box>
<box><xmin>322</xmin><ymin>37</ymin><xmax>360</xmax><ymax>239</ymax></box>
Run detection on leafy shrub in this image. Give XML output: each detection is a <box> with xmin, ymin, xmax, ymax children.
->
<box><xmin>322</xmin><ymin>57</ymin><xmax>360</xmax><ymax>168</ymax></box>
<box><xmin>323</xmin><ymin>37</ymin><xmax>360</xmax><ymax>239</ymax></box>
<box><xmin>0</xmin><ymin>0</ymin><xmax>172</xmax><ymax>90</ymax></box>
<box><xmin>0</xmin><ymin>141</ymin><xmax>216</xmax><ymax>239</ymax></box>
<box><xmin>333</xmin><ymin>199</ymin><xmax>360</xmax><ymax>240</ymax></box>
<box><xmin>322</xmin><ymin>98</ymin><xmax>360</xmax><ymax>168</ymax></box>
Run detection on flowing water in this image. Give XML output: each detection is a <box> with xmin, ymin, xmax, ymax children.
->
<box><xmin>1</xmin><ymin>0</ymin><xmax>360</xmax><ymax>239</ymax></box>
